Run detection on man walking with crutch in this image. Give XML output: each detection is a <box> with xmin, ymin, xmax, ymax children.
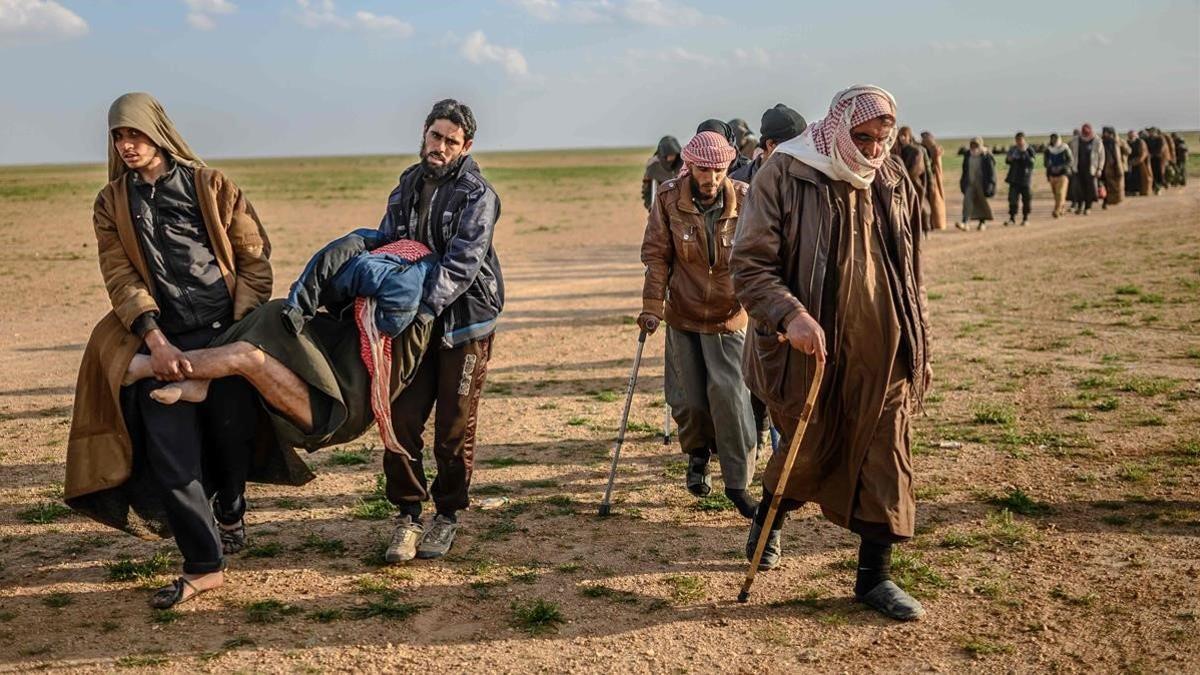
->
<box><xmin>732</xmin><ymin>85</ymin><xmax>933</xmax><ymax>620</ymax></box>
<box><xmin>638</xmin><ymin>131</ymin><xmax>759</xmax><ymax>519</ymax></box>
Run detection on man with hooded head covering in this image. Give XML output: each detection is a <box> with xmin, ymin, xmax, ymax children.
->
<box><xmin>1069</xmin><ymin>123</ymin><xmax>1105</xmax><ymax>213</ymax></box>
<box><xmin>642</xmin><ymin>135</ymin><xmax>683</xmax><ymax>210</ymax></box>
<box><xmin>66</xmin><ymin>93</ymin><xmax>275</xmax><ymax>609</ymax></box>
<box><xmin>1100</xmin><ymin>126</ymin><xmax>1130</xmax><ymax>208</ymax></box>
<box><xmin>732</xmin><ymin>85</ymin><xmax>932</xmax><ymax>621</ymax></box>
<box><xmin>956</xmin><ymin>136</ymin><xmax>996</xmax><ymax>230</ymax></box>
<box><xmin>919</xmin><ymin>131</ymin><xmax>947</xmax><ymax>231</ymax></box>
<box><xmin>639</xmin><ymin>131</ymin><xmax>759</xmax><ymax>519</ymax></box>
<box><xmin>1126</xmin><ymin>130</ymin><xmax>1152</xmax><ymax>196</ymax></box>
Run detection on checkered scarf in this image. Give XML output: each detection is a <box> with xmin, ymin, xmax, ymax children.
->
<box><xmin>774</xmin><ymin>85</ymin><xmax>898</xmax><ymax>189</ymax></box>
<box><xmin>355</xmin><ymin>238</ymin><xmax>432</xmax><ymax>459</ymax></box>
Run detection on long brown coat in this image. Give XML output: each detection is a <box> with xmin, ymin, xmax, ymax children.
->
<box><xmin>922</xmin><ymin>140</ymin><xmax>947</xmax><ymax>230</ymax></box>
<box><xmin>732</xmin><ymin>154</ymin><xmax>930</xmax><ymax>537</ymax></box>
<box><xmin>65</xmin><ymin>167</ymin><xmax>313</xmax><ymax>538</ymax></box>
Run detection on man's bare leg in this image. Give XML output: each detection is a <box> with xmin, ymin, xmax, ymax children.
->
<box><xmin>125</xmin><ymin>341</ymin><xmax>313</xmax><ymax>431</ymax></box>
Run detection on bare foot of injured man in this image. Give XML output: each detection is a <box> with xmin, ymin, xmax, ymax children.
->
<box><xmin>124</xmin><ymin>354</ymin><xmax>211</xmax><ymax>404</ymax></box>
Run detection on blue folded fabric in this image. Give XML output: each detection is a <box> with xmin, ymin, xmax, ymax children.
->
<box><xmin>329</xmin><ymin>253</ymin><xmax>435</xmax><ymax>337</ymax></box>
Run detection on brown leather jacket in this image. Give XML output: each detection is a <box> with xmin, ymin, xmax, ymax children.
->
<box><xmin>641</xmin><ymin>176</ymin><xmax>749</xmax><ymax>334</ymax></box>
<box><xmin>731</xmin><ymin>153</ymin><xmax>930</xmax><ymax>416</ymax></box>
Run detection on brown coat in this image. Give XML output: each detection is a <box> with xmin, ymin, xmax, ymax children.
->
<box><xmin>641</xmin><ymin>176</ymin><xmax>749</xmax><ymax>334</ymax></box>
<box><xmin>732</xmin><ymin>153</ymin><xmax>930</xmax><ymax>416</ymax></box>
<box><xmin>732</xmin><ymin>153</ymin><xmax>930</xmax><ymax>537</ymax></box>
<box><xmin>65</xmin><ymin>167</ymin><xmax>313</xmax><ymax>538</ymax></box>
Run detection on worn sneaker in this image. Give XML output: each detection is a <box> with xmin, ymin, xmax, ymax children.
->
<box><xmin>385</xmin><ymin>515</ymin><xmax>424</xmax><ymax>563</ymax></box>
<box><xmin>745</xmin><ymin>520</ymin><xmax>782</xmax><ymax>571</ymax></box>
<box><xmin>218</xmin><ymin>519</ymin><xmax>246</xmax><ymax>555</ymax></box>
<box><xmin>856</xmin><ymin>580</ymin><xmax>926</xmax><ymax>621</ymax></box>
<box><xmin>416</xmin><ymin>514</ymin><xmax>459</xmax><ymax>559</ymax></box>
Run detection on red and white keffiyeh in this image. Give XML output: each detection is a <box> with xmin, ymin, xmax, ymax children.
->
<box><xmin>774</xmin><ymin>85</ymin><xmax>898</xmax><ymax>189</ymax></box>
<box><xmin>355</xmin><ymin>238</ymin><xmax>432</xmax><ymax>459</ymax></box>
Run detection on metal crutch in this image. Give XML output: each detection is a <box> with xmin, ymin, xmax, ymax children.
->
<box><xmin>598</xmin><ymin>330</ymin><xmax>649</xmax><ymax>517</ymax></box>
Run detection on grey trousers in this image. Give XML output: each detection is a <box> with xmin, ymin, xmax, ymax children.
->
<box><xmin>664</xmin><ymin>325</ymin><xmax>756</xmax><ymax>490</ymax></box>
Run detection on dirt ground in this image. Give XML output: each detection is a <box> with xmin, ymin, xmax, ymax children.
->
<box><xmin>0</xmin><ymin>147</ymin><xmax>1197</xmax><ymax>674</ymax></box>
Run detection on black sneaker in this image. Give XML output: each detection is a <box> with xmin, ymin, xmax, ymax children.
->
<box><xmin>416</xmin><ymin>514</ymin><xmax>459</xmax><ymax>559</ymax></box>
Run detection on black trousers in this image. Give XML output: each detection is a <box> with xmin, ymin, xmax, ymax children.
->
<box><xmin>383</xmin><ymin>332</ymin><xmax>493</xmax><ymax>517</ymax></box>
<box><xmin>1008</xmin><ymin>184</ymin><xmax>1032</xmax><ymax>218</ymax></box>
<box><xmin>123</xmin><ymin>323</ymin><xmax>256</xmax><ymax>574</ymax></box>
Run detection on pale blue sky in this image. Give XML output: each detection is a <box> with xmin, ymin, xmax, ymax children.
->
<box><xmin>0</xmin><ymin>0</ymin><xmax>1197</xmax><ymax>164</ymax></box>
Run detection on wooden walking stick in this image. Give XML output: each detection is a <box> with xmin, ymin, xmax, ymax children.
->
<box><xmin>737</xmin><ymin>357</ymin><xmax>826</xmax><ymax>603</ymax></box>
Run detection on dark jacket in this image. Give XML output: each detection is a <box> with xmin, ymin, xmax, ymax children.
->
<box><xmin>1004</xmin><ymin>146</ymin><xmax>1037</xmax><ymax>186</ymax></box>
<box><xmin>377</xmin><ymin>155</ymin><xmax>503</xmax><ymax>348</ymax></box>
<box><xmin>127</xmin><ymin>160</ymin><xmax>233</xmax><ymax>336</ymax></box>
<box><xmin>643</xmin><ymin>136</ymin><xmax>683</xmax><ymax>209</ymax></box>
<box><xmin>731</xmin><ymin>153</ymin><xmax>930</xmax><ymax>416</ymax></box>
<box><xmin>641</xmin><ymin>177</ymin><xmax>749</xmax><ymax>334</ymax></box>
<box><xmin>1044</xmin><ymin>146</ymin><xmax>1075</xmax><ymax>177</ymax></box>
<box><xmin>729</xmin><ymin>155</ymin><xmax>763</xmax><ymax>184</ymax></box>
<box><xmin>960</xmin><ymin>152</ymin><xmax>997</xmax><ymax>197</ymax></box>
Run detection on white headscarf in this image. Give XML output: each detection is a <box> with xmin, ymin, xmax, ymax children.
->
<box><xmin>773</xmin><ymin>84</ymin><xmax>898</xmax><ymax>189</ymax></box>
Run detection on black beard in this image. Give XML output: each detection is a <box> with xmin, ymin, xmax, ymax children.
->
<box><xmin>421</xmin><ymin>155</ymin><xmax>454</xmax><ymax>180</ymax></box>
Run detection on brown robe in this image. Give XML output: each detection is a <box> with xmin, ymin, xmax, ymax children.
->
<box><xmin>65</xmin><ymin>167</ymin><xmax>313</xmax><ymax>538</ymax></box>
<box><xmin>762</xmin><ymin>182</ymin><xmax>914</xmax><ymax>539</ymax></box>
<box><xmin>922</xmin><ymin>140</ymin><xmax>947</xmax><ymax>230</ymax></box>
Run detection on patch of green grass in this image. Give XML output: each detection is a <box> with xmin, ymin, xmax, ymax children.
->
<box><xmin>18</xmin><ymin>501</ymin><xmax>71</xmax><ymax>524</ymax></box>
<box><xmin>989</xmin><ymin>488</ymin><xmax>1051</xmax><ymax>516</ymax></box>
<box><xmin>591</xmin><ymin>389</ymin><xmax>620</xmax><ymax>403</ymax></box>
<box><xmin>351</xmin><ymin>497</ymin><xmax>395</xmax><ymax>520</ymax></box>
<box><xmin>662</xmin><ymin>574</ymin><xmax>706</xmax><ymax>603</ymax></box>
<box><xmin>328</xmin><ymin>449</ymin><xmax>370</xmax><ymax>466</ymax></box>
<box><xmin>43</xmin><ymin>592</ymin><xmax>73</xmax><ymax>609</ymax></box>
<box><xmin>244</xmin><ymin>541</ymin><xmax>284</xmax><ymax>558</ymax></box>
<box><xmin>939</xmin><ymin>531</ymin><xmax>983</xmax><ymax>549</ymax></box>
<box><xmin>693</xmin><ymin>493</ymin><xmax>735</xmax><ymax>512</ymax></box>
<box><xmin>1134</xmin><ymin>414</ymin><xmax>1166</xmax><ymax>427</ymax></box>
<box><xmin>480</xmin><ymin>456</ymin><xmax>533</xmax><ymax>468</ymax></box>
<box><xmin>1116</xmin><ymin>462</ymin><xmax>1152</xmax><ymax>483</ymax></box>
<box><xmin>1138</xmin><ymin>293</ymin><xmax>1164</xmax><ymax>304</ymax></box>
<box><xmin>299</xmin><ymin>534</ymin><xmax>347</xmax><ymax>557</ymax></box>
<box><xmin>1114</xmin><ymin>284</ymin><xmax>1142</xmax><ymax>296</ymax></box>
<box><xmin>555</xmin><ymin>562</ymin><xmax>581</xmax><ymax>573</ymax></box>
<box><xmin>566</xmin><ymin>416</ymin><xmax>589</xmax><ymax>426</ymax></box>
<box><xmin>983</xmin><ymin>509</ymin><xmax>1035</xmax><ymax>548</ymax></box>
<box><xmin>625</xmin><ymin>420</ymin><xmax>657</xmax><ymax>434</ymax></box>
<box><xmin>959</xmin><ymin>636</ymin><xmax>1013</xmax><ymax>657</ymax></box>
<box><xmin>349</xmin><ymin>592</ymin><xmax>424</xmax><ymax>621</ymax></box>
<box><xmin>1174</xmin><ymin>439</ymin><xmax>1200</xmax><ymax>462</ymax></box>
<box><xmin>1115</xmin><ymin>375</ymin><xmax>1179</xmax><ymax>397</ymax></box>
<box><xmin>116</xmin><ymin>654</ymin><xmax>168</xmax><ymax>668</ymax></box>
<box><xmin>971</xmin><ymin>404</ymin><xmax>1015</xmax><ymax>426</ymax></box>
<box><xmin>1094</xmin><ymin>397</ymin><xmax>1120</xmax><ymax>412</ymax></box>
<box><xmin>662</xmin><ymin>460</ymin><xmax>687</xmax><ymax>478</ymax></box>
<box><xmin>244</xmin><ymin>599</ymin><xmax>302</xmax><ymax>624</ymax></box>
<box><xmin>520</xmin><ymin>479</ymin><xmax>559</xmax><ymax>489</ymax></box>
<box><xmin>510</xmin><ymin>598</ymin><xmax>565</xmax><ymax>634</ymax></box>
<box><xmin>1102</xmin><ymin>514</ymin><xmax>1132</xmax><ymax>526</ymax></box>
<box><xmin>105</xmin><ymin>552</ymin><xmax>174</xmax><ymax>581</ymax></box>
<box><xmin>891</xmin><ymin>550</ymin><xmax>949</xmax><ymax>598</ymax></box>
<box><xmin>474</xmin><ymin>484</ymin><xmax>512</xmax><ymax>496</ymax></box>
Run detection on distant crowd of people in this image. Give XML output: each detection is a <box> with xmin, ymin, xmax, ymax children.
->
<box><xmin>952</xmin><ymin>126</ymin><xmax>1189</xmax><ymax>230</ymax></box>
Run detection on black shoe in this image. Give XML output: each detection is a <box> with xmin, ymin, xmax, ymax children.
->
<box><xmin>745</xmin><ymin>520</ymin><xmax>782</xmax><ymax>570</ymax></box>
<box><xmin>856</xmin><ymin>580</ymin><xmax>925</xmax><ymax>621</ymax></box>
<box><xmin>685</xmin><ymin>452</ymin><xmax>711</xmax><ymax>497</ymax></box>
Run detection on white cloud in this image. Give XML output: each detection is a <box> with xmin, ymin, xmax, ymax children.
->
<box><xmin>1082</xmin><ymin>32</ymin><xmax>1112</xmax><ymax>46</ymax></box>
<box><xmin>294</xmin><ymin>0</ymin><xmax>412</xmax><ymax>36</ymax></box>
<box><xmin>511</xmin><ymin>0</ymin><xmax>721</xmax><ymax>27</ymax></box>
<box><xmin>733</xmin><ymin>47</ymin><xmax>771</xmax><ymax>68</ymax></box>
<box><xmin>183</xmin><ymin>0</ymin><xmax>235</xmax><ymax>31</ymax></box>
<box><xmin>461</xmin><ymin>29</ymin><xmax>529</xmax><ymax>77</ymax></box>
<box><xmin>0</xmin><ymin>0</ymin><xmax>88</xmax><ymax>42</ymax></box>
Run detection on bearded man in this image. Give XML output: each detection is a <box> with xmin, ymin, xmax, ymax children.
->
<box><xmin>639</xmin><ymin>131</ymin><xmax>759</xmax><ymax>519</ymax></box>
<box><xmin>376</xmin><ymin>99</ymin><xmax>504</xmax><ymax>563</ymax></box>
<box><xmin>732</xmin><ymin>85</ymin><xmax>932</xmax><ymax>621</ymax></box>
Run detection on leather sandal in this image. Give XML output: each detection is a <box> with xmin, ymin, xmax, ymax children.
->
<box><xmin>150</xmin><ymin>576</ymin><xmax>202</xmax><ymax>609</ymax></box>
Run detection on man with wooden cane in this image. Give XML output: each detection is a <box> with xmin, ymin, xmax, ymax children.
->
<box><xmin>731</xmin><ymin>85</ymin><xmax>933</xmax><ymax>620</ymax></box>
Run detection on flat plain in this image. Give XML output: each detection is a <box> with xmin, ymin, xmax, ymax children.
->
<box><xmin>0</xmin><ymin>140</ymin><xmax>1197</xmax><ymax>673</ymax></box>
